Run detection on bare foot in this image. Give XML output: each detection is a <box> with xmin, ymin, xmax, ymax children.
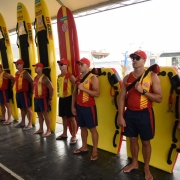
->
<box><xmin>145</xmin><ymin>169</ymin><xmax>153</xmax><ymax>180</ymax></box>
<box><xmin>33</xmin><ymin>130</ymin><xmax>44</xmax><ymax>134</ymax></box>
<box><xmin>123</xmin><ymin>164</ymin><xmax>139</xmax><ymax>173</ymax></box>
<box><xmin>42</xmin><ymin>131</ymin><xmax>51</xmax><ymax>137</ymax></box>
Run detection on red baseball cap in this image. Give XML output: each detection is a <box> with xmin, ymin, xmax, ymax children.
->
<box><xmin>57</xmin><ymin>59</ymin><xmax>69</xmax><ymax>65</ymax></box>
<box><xmin>76</xmin><ymin>57</ymin><xmax>90</xmax><ymax>67</ymax></box>
<box><xmin>13</xmin><ymin>59</ymin><xmax>24</xmax><ymax>65</ymax></box>
<box><xmin>32</xmin><ymin>62</ymin><xmax>44</xmax><ymax>68</ymax></box>
<box><xmin>129</xmin><ymin>50</ymin><xmax>147</xmax><ymax>60</ymax></box>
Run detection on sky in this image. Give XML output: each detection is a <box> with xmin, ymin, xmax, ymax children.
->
<box><xmin>10</xmin><ymin>0</ymin><xmax>180</xmax><ymax>60</ymax></box>
<box><xmin>72</xmin><ymin>0</ymin><xmax>180</xmax><ymax>56</ymax></box>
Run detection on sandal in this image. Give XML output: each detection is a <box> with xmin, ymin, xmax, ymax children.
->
<box><xmin>90</xmin><ymin>154</ymin><xmax>98</xmax><ymax>161</ymax></box>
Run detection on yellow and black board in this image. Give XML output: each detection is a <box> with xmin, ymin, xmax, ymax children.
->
<box><xmin>0</xmin><ymin>13</ymin><xmax>19</xmax><ymax>120</ymax></box>
<box><xmin>87</xmin><ymin>68</ymin><xmax>123</xmax><ymax>154</ymax></box>
<box><xmin>34</xmin><ymin>0</ymin><xmax>57</xmax><ymax>132</ymax></box>
<box><xmin>16</xmin><ymin>2</ymin><xmax>37</xmax><ymax>125</ymax></box>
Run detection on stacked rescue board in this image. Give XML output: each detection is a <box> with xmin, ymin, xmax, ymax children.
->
<box><xmin>0</xmin><ymin>13</ymin><xmax>19</xmax><ymax>120</ymax></box>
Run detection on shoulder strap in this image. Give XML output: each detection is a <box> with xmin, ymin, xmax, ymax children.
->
<box><xmin>126</xmin><ymin>71</ymin><xmax>148</xmax><ymax>92</ymax></box>
<box><xmin>80</xmin><ymin>71</ymin><xmax>91</xmax><ymax>83</ymax></box>
<box><xmin>126</xmin><ymin>64</ymin><xmax>159</xmax><ymax>92</ymax></box>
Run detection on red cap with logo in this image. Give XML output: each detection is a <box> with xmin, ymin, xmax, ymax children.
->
<box><xmin>129</xmin><ymin>50</ymin><xmax>147</xmax><ymax>60</ymax></box>
<box><xmin>76</xmin><ymin>57</ymin><xmax>90</xmax><ymax>67</ymax></box>
<box><xmin>57</xmin><ymin>59</ymin><xmax>70</xmax><ymax>65</ymax></box>
<box><xmin>13</xmin><ymin>59</ymin><xmax>25</xmax><ymax>65</ymax></box>
<box><xmin>32</xmin><ymin>62</ymin><xmax>44</xmax><ymax>68</ymax></box>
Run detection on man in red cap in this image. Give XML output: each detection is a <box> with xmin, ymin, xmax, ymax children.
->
<box><xmin>56</xmin><ymin>59</ymin><xmax>77</xmax><ymax>144</ymax></box>
<box><xmin>33</xmin><ymin>62</ymin><xmax>54</xmax><ymax>137</ymax></box>
<box><xmin>14</xmin><ymin>59</ymin><xmax>34</xmax><ymax>130</ymax></box>
<box><xmin>118</xmin><ymin>50</ymin><xmax>162</xmax><ymax>180</ymax></box>
<box><xmin>72</xmin><ymin>57</ymin><xmax>100</xmax><ymax>161</ymax></box>
<box><xmin>0</xmin><ymin>64</ymin><xmax>15</xmax><ymax>125</ymax></box>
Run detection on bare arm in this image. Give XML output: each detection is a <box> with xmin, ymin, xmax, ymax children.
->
<box><xmin>24</xmin><ymin>71</ymin><xmax>34</xmax><ymax>94</ymax></box>
<box><xmin>117</xmin><ymin>75</ymin><xmax>128</xmax><ymax>127</ymax></box>
<box><xmin>3</xmin><ymin>72</ymin><xmax>15</xmax><ymax>87</ymax></box>
<box><xmin>135</xmin><ymin>72</ymin><xmax>162</xmax><ymax>103</ymax></box>
<box><xmin>43</xmin><ymin>76</ymin><xmax>54</xmax><ymax>101</ymax></box>
<box><xmin>69</xmin><ymin>74</ymin><xmax>76</xmax><ymax>93</ymax></box>
<box><xmin>71</xmin><ymin>82</ymin><xmax>78</xmax><ymax>115</ymax></box>
<box><xmin>78</xmin><ymin>76</ymin><xmax>100</xmax><ymax>97</ymax></box>
<box><xmin>118</xmin><ymin>76</ymin><xmax>128</xmax><ymax>117</ymax></box>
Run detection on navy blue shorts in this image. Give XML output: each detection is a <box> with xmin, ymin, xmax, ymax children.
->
<box><xmin>59</xmin><ymin>96</ymin><xmax>74</xmax><ymax>118</ymax></box>
<box><xmin>124</xmin><ymin>108</ymin><xmax>155</xmax><ymax>141</ymax></box>
<box><xmin>16</xmin><ymin>92</ymin><xmax>32</xmax><ymax>108</ymax></box>
<box><xmin>76</xmin><ymin>104</ymin><xmax>98</xmax><ymax>129</ymax></box>
<box><xmin>0</xmin><ymin>90</ymin><xmax>9</xmax><ymax>104</ymax></box>
<box><xmin>34</xmin><ymin>97</ymin><xmax>49</xmax><ymax>112</ymax></box>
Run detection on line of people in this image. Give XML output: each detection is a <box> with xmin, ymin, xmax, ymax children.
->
<box><xmin>1</xmin><ymin>50</ymin><xmax>180</xmax><ymax>176</ymax></box>
<box><xmin>0</xmin><ymin>57</ymin><xmax>99</xmax><ymax>160</ymax></box>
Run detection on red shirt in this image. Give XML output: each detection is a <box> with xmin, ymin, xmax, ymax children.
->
<box><xmin>76</xmin><ymin>73</ymin><xmax>95</xmax><ymax>107</ymax></box>
<box><xmin>15</xmin><ymin>71</ymin><xmax>29</xmax><ymax>92</ymax></box>
<box><xmin>126</xmin><ymin>72</ymin><xmax>153</xmax><ymax>110</ymax></box>
<box><xmin>0</xmin><ymin>72</ymin><xmax>9</xmax><ymax>90</ymax></box>
<box><xmin>34</xmin><ymin>75</ymin><xmax>48</xmax><ymax>98</ymax></box>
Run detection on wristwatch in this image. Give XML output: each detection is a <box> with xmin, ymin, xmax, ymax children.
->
<box><xmin>142</xmin><ymin>89</ymin><xmax>147</xmax><ymax>95</ymax></box>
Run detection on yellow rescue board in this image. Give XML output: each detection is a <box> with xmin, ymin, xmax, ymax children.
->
<box><xmin>16</xmin><ymin>2</ymin><xmax>37</xmax><ymax>125</ymax></box>
<box><xmin>126</xmin><ymin>66</ymin><xmax>180</xmax><ymax>172</ymax></box>
<box><xmin>0</xmin><ymin>13</ymin><xmax>19</xmax><ymax>120</ymax></box>
<box><xmin>87</xmin><ymin>68</ymin><xmax>123</xmax><ymax>154</ymax></box>
<box><xmin>34</xmin><ymin>0</ymin><xmax>57</xmax><ymax>132</ymax></box>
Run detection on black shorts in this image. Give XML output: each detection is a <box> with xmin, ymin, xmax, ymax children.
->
<box><xmin>34</xmin><ymin>97</ymin><xmax>49</xmax><ymax>112</ymax></box>
<box><xmin>124</xmin><ymin>108</ymin><xmax>155</xmax><ymax>141</ymax></box>
<box><xmin>0</xmin><ymin>90</ymin><xmax>9</xmax><ymax>104</ymax></box>
<box><xmin>58</xmin><ymin>96</ymin><xmax>74</xmax><ymax>118</ymax></box>
<box><xmin>76</xmin><ymin>104</ymin><xmax>98</xmax><ymax>129</ymax></box>
<box><xmin>16</xmin><ymin>92</ymin><xmax>32</xmax><ymax>108</ymax></box>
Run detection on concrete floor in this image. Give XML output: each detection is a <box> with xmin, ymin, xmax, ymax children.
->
<box><xmin>0</xmin><ymin>120</ymin><xmax>180</xmax><ymax>180</ymax></box>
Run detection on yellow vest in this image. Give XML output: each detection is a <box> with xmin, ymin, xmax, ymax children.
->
<box><xmin>57</xmin><ymin>73</ymin><xmax>72</xmax><ymax>98</ymax></box>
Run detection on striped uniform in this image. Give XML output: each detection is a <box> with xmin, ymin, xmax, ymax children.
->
<box><xmin>124</xmin><ymin>72</ymin><xmax>155</xmax><ymax>141</ymax></box>
<box><xmin>15</xmin><ymin>70</ymin><xmax>31</xmax><ymax>108</ymax></box>
<box><xmin>0</xmin><ymin>71</ymin><xmax>10</xmax><ymax>104</ymax></box>
<box><xmin>57</xmin><ymin>72</ymin><xmax>74</xmax><ymax>118</ymax></box>
<box><xmin>76</xmin><ymin>73</ymin><xmax>98</xmax><ymax>129</ymax></box>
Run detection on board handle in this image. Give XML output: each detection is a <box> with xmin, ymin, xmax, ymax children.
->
<box><xmin>115</xmin><ymin>111</ymin><xmax>119</xmax><ymax>129</ymax></box>
<box><xmin>113</xmin><ymin>130</ymin><xmax>119</xmax><ymax>147</ymax></box>
<box><xmin>167</xmin><ymin>143</ymin><xmax>177</xmax><ymax>165</ymax></box>
<box><xmin>172</xmin><ymin>120</ymin><xmax>179</xmax><ymax>143</ymax></box>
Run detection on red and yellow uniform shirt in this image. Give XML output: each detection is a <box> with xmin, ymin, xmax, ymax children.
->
<box><xmin>15</xmin><ymin>70</ymin><xmax>29</xmax><ymax>92</ymax></box>
<box><xmin>126</xmin><ymin>72</ymin><xmax>153</xmax><ymax>110</ymax></box>
<box><xmin>0</xmin><ymin>71</ymin><xmax>9</xmax><ymax>90</ymax></box>
<box><xmin>34</xmin><ymin>75</ymin><xmax>48</xmax><ymax>98</ymax></box>
<box><xmin>57</xmin><ymin>72</ymin><xmax>72</xmax><ymax>98</ymax></box>
<box><xmin>76</xmin><ymin>73</ymin><xmax>95</xmax><ymax>107</ymax></box>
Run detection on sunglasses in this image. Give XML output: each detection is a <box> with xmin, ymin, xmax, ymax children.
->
<box><xmin>59</xmin><ymin>63</ymin><xmax>65</xmax><ymax>66</ymax></box>
<box><xmin>131</xmin><ymin>56</ymin><xmax>141</xmax><ymax>61</ymax></box>
<box><xmin>78</xmin><ymin>63</ymin><xmax>84</xmax><ymax>66</ymax></box>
